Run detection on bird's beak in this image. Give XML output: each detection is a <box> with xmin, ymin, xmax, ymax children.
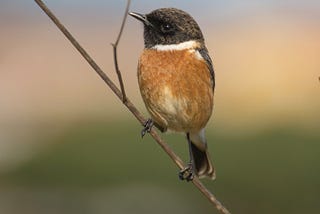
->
<box><xmin>129</xmin><ymin>12</ymin><xmax>153</xmax><ymax>27</ymax></box>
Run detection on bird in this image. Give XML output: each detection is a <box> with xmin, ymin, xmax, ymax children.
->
<box><xmin>129</xmin><ymin>8</ymin><xmax>215</xmax><ymax>181</ymax></box>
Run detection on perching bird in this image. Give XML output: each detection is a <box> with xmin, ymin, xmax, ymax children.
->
<box><xmin>129</xmin><ymin>8</ymin><xmax>215</xmax><ymax>181</ymax></box>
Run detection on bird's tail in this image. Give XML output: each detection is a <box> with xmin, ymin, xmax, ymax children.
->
<box><xmin>189</xmin><ymin>130</ymin><xmax>216</xmax><ymax>180</ymax></box>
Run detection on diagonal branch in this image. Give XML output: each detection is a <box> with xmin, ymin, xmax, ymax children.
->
<box><xmin>33</xmin><ymin>0</ymin><xmax>231</xmax><ymax>214</ymax></box>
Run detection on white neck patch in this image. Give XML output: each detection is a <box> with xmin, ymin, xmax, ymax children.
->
<box><xmin>152</xmin><ymin>40</ymin><xmax>200</xmax><ymax>51</ymax></box>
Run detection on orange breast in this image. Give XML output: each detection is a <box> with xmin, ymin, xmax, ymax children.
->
<box><xmin>138</xmin><ymin>49</ymin><xmax>214</xmax><ymax>133</ymax></box>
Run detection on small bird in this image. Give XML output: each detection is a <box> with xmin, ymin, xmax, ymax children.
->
<box><xmin>129</xmin><ymin>8</ymin><xmax>215</xmax><ymax>181</ymax></box>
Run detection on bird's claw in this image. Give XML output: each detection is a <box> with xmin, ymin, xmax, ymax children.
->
<box><xmin>178</xmin><ymin>162</ymin><xmax>195</xmax><ymax>182</ymax></box>
<box><xmin>141</xmin><ymin>119</ymin><xmax>154</xmax><ymax>138</ymax></box>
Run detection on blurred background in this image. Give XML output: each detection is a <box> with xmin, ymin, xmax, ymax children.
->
<box><xmin>0</xmin><ymin>0</ymin><xmax>319</xmax><ymax>213</ymax></box>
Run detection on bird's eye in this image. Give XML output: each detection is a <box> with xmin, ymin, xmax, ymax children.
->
<box><xmin>160</xmin><ymin>23</ymin><xmax>174</xmax><ymax>33</ymax></box>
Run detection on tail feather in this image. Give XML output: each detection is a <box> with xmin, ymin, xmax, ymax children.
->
<box><xmin>188</xmin><ymin>129</ymin><xmax>215</xmax><ymax>180</ymax></box>
<box><xmin>190</xmin><ymin>142</ymin><xmax>215</xmax><ymax>179</ymax></box>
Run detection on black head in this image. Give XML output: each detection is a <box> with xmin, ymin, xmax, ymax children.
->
<box><xmin>129</xmin><ymin>8</ymin><xmax>204</xmax><ymax>48</ymax></box>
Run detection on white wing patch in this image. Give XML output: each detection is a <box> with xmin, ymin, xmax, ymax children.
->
<box><xmin>188</xmin><ymin>49</ymin><xmax>204</xmax><ymax>60</ymax></box>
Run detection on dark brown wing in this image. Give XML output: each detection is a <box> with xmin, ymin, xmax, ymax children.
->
<box><xmin>198</xmin><ymin>47</ymin><xmax>215</xmax><ymax>90</ymax></box>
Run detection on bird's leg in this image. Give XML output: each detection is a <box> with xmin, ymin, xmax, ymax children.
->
<box><xmin>141</xmin><ymin>118</ymin><xmax>154</xmax><ymax>137</ymax></box>
<box><xmin>179</xmin><ymin>133</ymin><xmax>195</xmax><ymax>181</ymax></box>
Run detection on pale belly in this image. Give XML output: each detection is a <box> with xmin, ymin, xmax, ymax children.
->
<box><xmin>144</xmin><ymin>85</ymin><xmax>213</xmax><ymax>132</ymax></box>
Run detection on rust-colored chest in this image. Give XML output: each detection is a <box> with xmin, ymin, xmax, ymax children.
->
<box><xmin>138</xmin><ymin>49</ymin><xmax>214</xmax><ymax>132</ymax></box>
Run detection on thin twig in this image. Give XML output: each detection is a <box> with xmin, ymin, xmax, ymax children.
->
<box><xmin>33</xmin><ymin>1</ymin><xmax>231</xmax><ymax>213</ymax></box>
<box><xmin>111</xmin><ymin>0</ymin><xmax>131</xmax><ymax>103</ymax></box>
<box><xmin>113</xmin><ymin>0</ymin><xmax>131</xmax><ymax>47</ymax></box>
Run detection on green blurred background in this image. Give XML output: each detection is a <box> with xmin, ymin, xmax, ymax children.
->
<box><xmin>0</xmin><ymin>0</ymin><xmax>319</xmax><ymax>213</ymax></box>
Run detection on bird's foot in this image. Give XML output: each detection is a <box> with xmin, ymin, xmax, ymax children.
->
<box><xmin>178</xmin><ymin>162</ymin><xmax>195</xmax><ymax>182</ymax></box>
<box><xmin>141</xmin><ymin>118</ymin><xmax>154</xmax><ymax>138</ymax></box>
